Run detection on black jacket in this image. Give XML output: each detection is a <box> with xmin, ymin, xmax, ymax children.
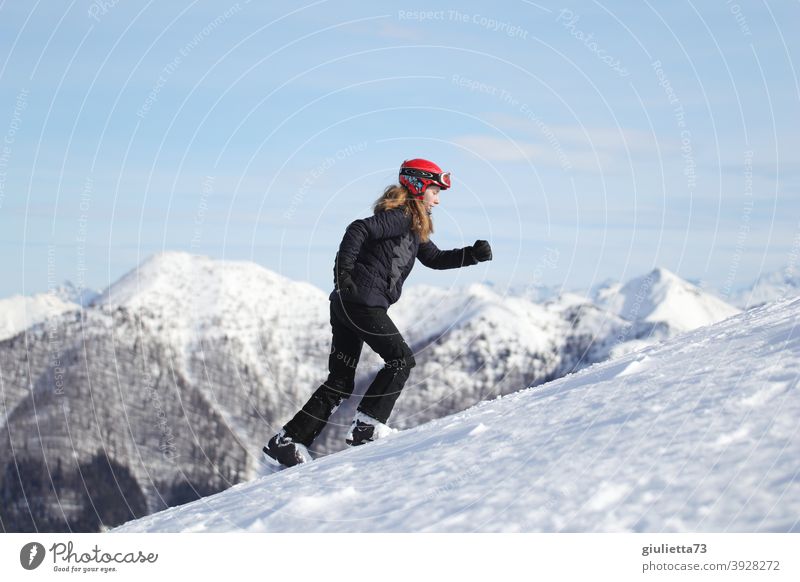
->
<box><xmin>329</xmin><ymin>207</ymin><xmax>479</xmax><ymax>308</ymax></box>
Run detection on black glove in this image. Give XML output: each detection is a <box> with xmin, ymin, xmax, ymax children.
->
<box><xmin>336</xmin><ymin>270</ymin><xmax>358</xmax><ymax>296</ymax></box>
<box><xmin>469</xmin><ymin>239</ymin><xmax>492</xmax><ymax>263</ymax></box>
<box><xmin>333</xmin><ymin>252</ymin><xmax>358</xmax><ymax>296</ymax></box>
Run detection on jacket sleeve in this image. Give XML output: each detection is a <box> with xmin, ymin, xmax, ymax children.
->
<box><xmin>335</xmin><ymin>209</ymin><xmax>411</xmax><ymax>272</ymax></box>
<box><xmin>417</xmin><ymin>239</ymin><xmax>479</xmax><ymax>270</ymax></box>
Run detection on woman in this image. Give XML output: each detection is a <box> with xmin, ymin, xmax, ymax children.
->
<box><xmin>263</xmin><ymin>158</ymin><xmax>493</xmax><ymax>467</ymax></box>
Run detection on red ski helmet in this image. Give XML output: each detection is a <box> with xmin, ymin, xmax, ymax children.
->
<box><xmin>399</xmin><ymin>158</ymin><xmax>451</xmax><ymax>198</ymax></box>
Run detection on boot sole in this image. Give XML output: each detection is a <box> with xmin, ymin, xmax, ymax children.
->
<box><xmin>344</xmin><ymin>438</ymin><xmax>373</xmax><ymax>447</ymax></box>
<box><xmin>262</xmin><ymin>444</ymin><xmax>309</xmax><ymax>468</ymax></box>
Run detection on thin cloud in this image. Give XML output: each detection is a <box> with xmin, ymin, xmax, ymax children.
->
<box><xmin>373</xmin><ymin>22</ymin><xmax>426</xmax><ymax>41</ymax></box>
<box><xmin>483</xmin><ymin>112</ymin><xmax>667</xmax><ymax>155</ymax></box>
<box><xmin>451</xmin><ymin>134</ymin><xmax>609</xmax><ymax>171</ymax></box>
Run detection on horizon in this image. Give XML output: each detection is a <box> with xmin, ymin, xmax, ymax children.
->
<box><xmin>7</xmin><ymin>247</ymin><xmax>789</xmax><ymax>304</ymax></box>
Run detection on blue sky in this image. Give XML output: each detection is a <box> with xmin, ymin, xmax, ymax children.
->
<box><xmin>0</xmin><ymin>0</ymin><xmax>798</xmax><ymax>299</ymax></box>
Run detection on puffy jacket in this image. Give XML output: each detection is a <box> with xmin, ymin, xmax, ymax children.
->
<box><xmin>329</xmin><ymin>207</ymin><xmax>479</xmax><ymax>308</ymax></box>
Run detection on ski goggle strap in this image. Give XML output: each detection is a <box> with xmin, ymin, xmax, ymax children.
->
<box><xmin>399</xmin><ymin>167</ymin><xmax>451</xmax><ymax>189</ymax></box>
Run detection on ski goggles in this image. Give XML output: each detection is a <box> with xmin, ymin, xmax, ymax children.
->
<box><xmin>399</xmin><ymin>167</ymin><xmax>451</xmax><ymax>189</ymax></box>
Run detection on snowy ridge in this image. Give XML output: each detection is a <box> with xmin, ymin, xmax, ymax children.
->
<box><xmin>93</xmin><ymin>250</ymin><xmax>325</xmax><ymax>340</ymax></box>
<box><xmin>730</xmin><ymin>265</ymin><xmax>800</xmax><ymax>310</ymax></box>
<box><xmin>0</xmin><ymin>280</ymin><xmax>98</xmax><ymax>341</ymax></box>
<box><xmin>0</xmin><ymin>291</ymin><xmax>79</xmax><ymax>341</ymax></box>
<box><xmin>393</xmin><ymin>282</ymin><xmax>556</xmax><ymax>353</ymax></box>
<box><xmin>115</xmin><ymin>296</ymin><xmax>800</xmax><ymax>533</ymax></box>
<box><xmin>598</xmin><ymin>267</ymin><xmax>740</xmax><ymax>333</ymax></box>
<box><xmin>53</xmin><ymin>281</ymin><xmax>98</xmax><ymax>307</ymax></box>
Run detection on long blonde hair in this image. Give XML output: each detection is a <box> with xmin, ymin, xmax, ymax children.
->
<box><xmin>373</xmin><ymin>184</ymin><xmax>433</xmax><ymax>242</ymax></box>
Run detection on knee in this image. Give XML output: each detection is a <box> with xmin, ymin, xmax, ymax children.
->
<box><xmin>386</xmin><ymin>349</ymin><xmax>415</xmax><ymax>372</ymax></box>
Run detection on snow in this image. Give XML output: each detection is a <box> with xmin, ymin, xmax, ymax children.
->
<box><xmin>599</xmin><ymin>267</ymin><xmax>741</xmax><ymax>333</ymax></box>
<box><xmin>730</xmin><ymin>265</ymin><xmax>800</xmax><ymax>309</ymax></box>
<box><xmin>0</xmin><ymin>291</ymin><xmax>79</xmax><ymax>341</ymax></box>
<box><xmin>92</xmin><ymin>249</ymin><xmax>330</xmax><ymax>387</ymax></box>
<box><xmin>114</xmin><ymin>295</ymin><xmax>800</xmax><ymax>533</ymax></box>
<box><xmin>93</xmin><ymin>251</ymin><xmax>325</xmax><ymax>333</ymax></box>
<box><xmin>346</xmin><ymin>410</ymin><xmax>396</xmax><ymax>441</ymax></box>
<box><xmin>53</xmin><ymin>281</ymin><xmax>98</xmax><ymax>307</ymax></box>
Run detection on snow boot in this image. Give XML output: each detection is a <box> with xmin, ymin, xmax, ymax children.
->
<box><xmin>345</xmin><ymin>411</ymin><xmax>396</xmax><ymax>446</ymax></box>
<box><xmin>262</xmin><ymin>430</ymin><xmax>312</xmax><ymax>467</ymax></box>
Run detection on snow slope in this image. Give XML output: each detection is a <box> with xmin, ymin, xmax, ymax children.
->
<box><xmin>114</xmin><ymin>296</ymin><xmax>799</xmax><ymax>533</ymax></box>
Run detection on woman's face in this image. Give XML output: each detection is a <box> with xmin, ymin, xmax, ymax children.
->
<box><xmin>422</xmin><ymin>185</ymin><xmax>440</xmax><ymax>212</ymax></box>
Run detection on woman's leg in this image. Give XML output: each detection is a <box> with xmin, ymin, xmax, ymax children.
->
<box><xmin>333</xmin><ymin>300</ymin><xmax>416</xmax><ymax>425</ymax></box>
<box><xmin>282</xmin><ymin>300</ymin><xmax>364</xmax><ymax>446</ymax></box>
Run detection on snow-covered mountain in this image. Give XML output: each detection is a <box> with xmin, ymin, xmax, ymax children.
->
<box><xmin>597</xmin><ymin>267</ymin><xmax>740</xmax><ymax>332</ymax></box>
<box><xmin>54</xmin><ymin>281</ymin><xmax>99</xmax><ymax>307</ymax></box>
<box><xmin>584</xmin><ymin>276</ymin><xmax>623</xmax><ymax>306</ymax></box>
<box><xmin>585</xmin><ymin>267</ymin><xmax>741</xmax><ymax>358</ymax></box>
<box><xmin>729</xmin><ymin>265</ymin><xmax>800</xmax><ymax>309</ymax></box>
<box><xmin>0</xmin><ymin>252</ymin><xmax>333</xmax><ymax>531</ymax></box>
<box><xmin>114</xmin><ymin>295</ymin><xmax>800</xmax><ymax>533</ymax></box>
<box><xmin>0</xmin><ymin>291</ymin><xmax>79</xmax><ymax>341</ymax></box>
<box><xmin>0</xmin><ymin>280</ymin><xmax>99</xmax><ymax>342</ymax></box>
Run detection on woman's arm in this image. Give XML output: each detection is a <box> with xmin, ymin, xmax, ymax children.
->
<box><xmin>417</xmin><ymin>239</ymin><xmax>485</xmax><ymax>270</ymax></box>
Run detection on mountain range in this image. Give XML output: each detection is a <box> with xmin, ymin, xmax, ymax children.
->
<box><xmin>0</xmin><ymin>252</ymin><xmax>781</xmax><ymax>531</ymax></box>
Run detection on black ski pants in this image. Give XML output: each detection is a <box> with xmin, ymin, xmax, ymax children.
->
<box><xmin>282</xmin><ymin>297</ymin><xmax>416</xmax><ymax>446</ymax></box>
